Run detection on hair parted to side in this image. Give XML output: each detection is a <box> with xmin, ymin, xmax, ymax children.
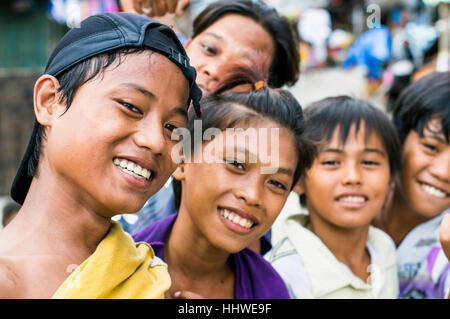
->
<box><xmin>392</xmin><ymin>71</ymin><xmax>450</xmax><ymax>144</ymax></box>
<box><xmin>192</xmin><ymin>0</ymin><xmax>299</xmax><ymax>88</ymax></box>
<box><xmin>298</xmin><ymin>96</ymin><xmax>402</xmax><ymax>207</ymax></box>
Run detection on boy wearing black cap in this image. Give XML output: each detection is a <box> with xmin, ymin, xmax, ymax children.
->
<box><xmin>0</xmin><ymin>12</ymin><xmax>201</xmax><ymax>298</ymax></box>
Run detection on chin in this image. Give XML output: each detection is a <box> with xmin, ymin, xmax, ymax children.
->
<box><xmin>413</xmin><ymin>204</ymin><xmax>446</xmax><ymax>219</ymax></box>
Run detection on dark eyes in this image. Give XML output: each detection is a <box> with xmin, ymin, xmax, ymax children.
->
<box><xmin>201</xmin><ymin>43</ymin><xmax>217</xmax><ymax>55</ymax></box>
<box><xmin>120</xmin><ymin>102</ymin><xmax>142</xmax><ymax>115</ymax></box>
<box><xmin>226</xmin><ymin>159</ymin><xmax>288</xmax><ymax>191</ymax></box>
<box><xmin>424</xmin><ymin>143</ymin><xmax>439</xmax><ymax>152</ymax></box>
<box><xmin>321</xmin><ymin>160</ymin><xmax>379</xmax><ymax>166</ymax></box>
<box><xmin>361</xmin><ymin>160</ymin><xmax>380</xmax><ymax>166</ymax></box>
<box><xmin>227</xmin><ymin>159</ymin><xmax>245</xmax><ymax>170</ymax></box>
<box><xmin>119</xmin><ymin>101</ymin><xmax>182</xmax><ymax>134</ymax></box>
<box><xmin>322</xmin><ymin>160</ymin><xmax>339</xmax><ymax>166</ymax></box>
<box><xmin>164</xmin><ymin>123</ymin><xmax>178</xmax><ymax>132</ymax></box>
<box><xmin>269</xmin><ymin>180</ymin><xmax>287</xmax><ymax>190</ymax></box>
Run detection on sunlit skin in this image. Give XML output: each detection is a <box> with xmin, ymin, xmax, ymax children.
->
<box><xmin>42</xmin><ymin>52</ymin><xmax>190</xmax><ymax>217</ymax></box>
<box><xmin>0</xmin><ymin>51</ymin><xmax>190</xmax><ymax>298</ymax></box>
<box><xmin>297</xmin><ymin>123</ymin><xmax>392</xmax><ymax>281</ymax></box>
<box><xmin>184</xmin><ymin>14</ymin><xmax>275</xmax><ymax>94</ymax></box>
<box><xmin>166</xmin><ymin>120</ymin><xmax>298</xmax><ymax>298</ymax></box>
<box><xmin>381</xmin><ymin>118</ymin><xmax>450</xmax><ymax>246</ymax></box>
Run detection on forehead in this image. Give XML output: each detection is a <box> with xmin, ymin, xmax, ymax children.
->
<box><xmin>218</xmin><ymin>121</ymin><xmax>297</xmax><ymax>164</ymax></box>
<box><xmin>92</xmin><ymin>51</ymin><xmax>190</xmax><ymax>102</ymax></box>
<box><xmin>322</xmin><ymin>122</ymin><xmax>386</xmax><ymax>151</ymax></box>
<box><xmin>201</xmin><ymin>14</ymin><xmax>275</xmax><ymax>61</ymax></box>
<box><xmin>422</xmin><ymin>117</ymin><xmax>448</xmax><ymax>141</ymax></box>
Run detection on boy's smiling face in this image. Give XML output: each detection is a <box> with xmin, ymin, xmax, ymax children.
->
<box><xmin>399</xmin><ymin>118</ymin><xmax>450</xmax><ymax>218</ymax></box>
<box><xmin>41</xmin><ymin>51</ymin><xmax>190</xmax><ymax>216</ymax></box>
<box><xmin>300</xmin><ymin>122</ymin><xmax>392</xmax><ymax>229</ymax></box>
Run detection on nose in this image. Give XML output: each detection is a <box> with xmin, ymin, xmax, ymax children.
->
<box><xmin>341</xmin><ymin>160</ymin><xmax>363</xmax><ymax>186</ymax></box>
<box><xmin>429</xmin><ymin>149</ymin><xmax>450</xmax><ymax>183</ymax></box>
<box><xmin>200</xmin><ymin>60</ymin><xmax>221</xmax><ymax>83</ymax></box>
<box><xmin>234</xmin><ymin>174</ymin><xmax>263</xmax><ymax>207</ymax></box>
<box><xmin>133</xmin><ymin>117</ymin><xmax>166</xmax><ymax>157</ymax></box>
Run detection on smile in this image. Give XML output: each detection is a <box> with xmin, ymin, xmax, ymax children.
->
<box><xmin>419</xmin><ymin>182</ymin><xmax>448</xmax><ymax>199</ymax></box>
<box><xmin>113</xmin><ymin>158</ymin><xmax>152</xmax><ymax>180</ymax></box>
<box><xmin>218</xmin><ymin>208</ymin><xmax>254</xmax><ymax>229</ymax></box>
<box><xmin>336</xmin><ymin>196</ymin><xmax>367</xmax><ymax>203</ymax></box>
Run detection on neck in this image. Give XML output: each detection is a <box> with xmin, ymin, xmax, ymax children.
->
<box><xmin>383</xmin><ymin>189</ymin><xmax>430</xmax><ymax>246</ymax></box>
<box><xmin>1</xmin><ymin>172</ymin><xmax>111</xmax><ymax>263</ymax></box>
<box><xmin>307</xmin><ymin>214</ymin><xmax>370</xmax><ymax>268</ymax></box>
<box><xmin>165</xmin><ymin>209</ymin><xmax>232</xmax><ymax>281</ymax></box>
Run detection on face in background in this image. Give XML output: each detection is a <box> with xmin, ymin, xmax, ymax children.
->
<box><xmin>184</xmin><ymin>14</ymin><xmax>275</xmax><ymax>94</ymax></box>
<box><xmin>174</xmin><ymin>120</ymin><xmax>298</xmax><ymax>253</ymax></box>
<box><xmin>299</xmin><ymin>122</ymin><xmax>392</xmax><ymax>230</ymax></box>
<box><xmin>40</xmin><ymin>52</ymin><xmax>189</xmax><ymax>217</ymax></box>
<box><xmin>399</xmin><ymin>118</ymin><xmax>450</xmax><ymax>218</ymax></box>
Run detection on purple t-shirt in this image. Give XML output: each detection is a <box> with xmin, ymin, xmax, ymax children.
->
<box><xmin>133</xmin><ymin>212</ymin><xmax>290</xmax><ymax>299</ymax></box>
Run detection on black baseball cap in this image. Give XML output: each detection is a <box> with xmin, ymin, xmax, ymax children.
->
<box><xmin>10</xmin><ymin>12</ymin><xmax>202</xmax><ymax>205</ymax></box>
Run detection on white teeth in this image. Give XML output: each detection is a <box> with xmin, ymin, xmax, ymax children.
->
<box><xmin>219</xmin><ymin>208</ymin><xmax>254</xmax><ymax>229</ymax></box>
<box><xmin>338</xmin><ymin>196</ymin><xmax>366</xmax><ymax>203</ymax></box>
<box><xmin>114</xmin><ymin>158</ymin><xmax>151</xmax><ymax>180</ymax></box>
<box><xmin>421</xmin><ymin>183</ymin><xmax>447</xmax><ymax>198</ymax></box>
<box><xmin>127</xmin><ymin>162</ymin><xmax>135</xmax><ymax>171</ymax></box>
<box><xmin>133</xmin><ymin>165</ymin><xmax>142</xmax><ymax>175</ymax></box>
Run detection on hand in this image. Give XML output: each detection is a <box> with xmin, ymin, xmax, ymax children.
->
<box><xmin>440</xmin><ymin>214</ymin><xmax>450</xmax><ymax>261</ymax></box>
<box><xmin>120</xmin><ymin>0</ymin><xmax>190</xmax><ymax>17</ymax></box>
<box><xmin>173</xmin><ymin>290</ymin><xmax>205</xmax><ymax>299</ymax></box>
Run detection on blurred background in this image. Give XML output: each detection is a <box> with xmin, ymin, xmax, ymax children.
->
<box><xmin>0</xmin><ymin>0</ymin><xmax>449</xmax><ymax>228</ymax></box>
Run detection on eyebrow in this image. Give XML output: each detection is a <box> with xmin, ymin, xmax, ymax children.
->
<box><xmin>322</xmin><ymin>148</ymin><xmax>386</xmax><ymax>157</ymax></box>
<box><xmin>119</xmin><ymin>83</ymin><xmax>156</xmax><ymax>100</ymax></box>
<box><xmin>422</xmin><ymin>133</ymin><xmax>447</xmax><ymax>143</ymax></box>
<box><xmin>276</xmin><ymin>167</ymin><xmax>294</xmax><ymax>176</ymax></box>
<box><xmin>170</xmin><ymin>106</ymin><xmax>188</xmax><ymax>119</ymax></box>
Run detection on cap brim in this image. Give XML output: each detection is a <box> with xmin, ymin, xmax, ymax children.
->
<box><xmin>10</xmin><ymin>120</ymin><xmax>39</xmax><ymax>205</ymax></box>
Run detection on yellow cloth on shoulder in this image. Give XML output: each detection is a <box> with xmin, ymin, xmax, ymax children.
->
<box><xmin>52</xmin><ymin>221</ymin><xmax>171</xmax><ymax>299</ymax></box>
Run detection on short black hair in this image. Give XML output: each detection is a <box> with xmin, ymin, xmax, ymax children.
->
<box><xmin>392</xmin><ymin>71</ymin><xmax>450</xmax><ymax>144</ymax></box>
<box><xmin>29</xmin><ymin>48</ymin><xmax>149</xmax><ymax>178</ymax></box>
<box><xmin>173</xmin><ymin>87</ymin><xmax>316</xmax><ymax>211</ymax></box>
<box><xmin>299</xmin><ymin>96</ymin><xmax>401</xmax><ymax>206</ymax></box>
<box><xmin>192</xmin><ymin>0</ymin><xmax>299</xmax><ymax>88</ymax></box>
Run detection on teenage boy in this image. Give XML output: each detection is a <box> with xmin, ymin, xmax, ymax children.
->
<box><xmin>0</xmin><ymin>12</ymin><xmax>202</xmax><ymax>298</ymax></box>
<box><xmin>374</xmin><ymin>71</ymin><xmax>450</xmax><ymax>299</ymax></box>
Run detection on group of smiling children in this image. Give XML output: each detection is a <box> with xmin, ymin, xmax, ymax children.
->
<box><xmin>0</xmin><ymin>11</ymin><xmax>448</xmax><ymax>299</ymax></box>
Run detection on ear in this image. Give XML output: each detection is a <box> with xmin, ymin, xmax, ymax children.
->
<box><xmin>33</xmin><ymin>75</ymin><xmax>64</xmax><ymax>127</ymax></box>
<box><xmin>172</xmin><ymin>164</ymin><xmax>186</xmax><ymax>181</ymax></box>
<box><xmin>293</xmin><ymin>178</ymin><xmax>306</xmax><ymax>196</ymax></box>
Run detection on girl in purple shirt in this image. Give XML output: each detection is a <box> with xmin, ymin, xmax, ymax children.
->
<box><xmin>134</xmin><ymin>72</ymin><xmax>315</xmax><ymax>299</ymax></box>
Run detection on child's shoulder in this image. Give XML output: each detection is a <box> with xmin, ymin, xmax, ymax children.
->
<box><xmin>368</xmin><ymin>225</ymin><xmax>397</xmax><ymax>265</ymax></box>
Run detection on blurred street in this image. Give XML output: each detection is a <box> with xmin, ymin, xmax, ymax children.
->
<box><xmin>288</xmin><ymin>65</ymin><xmax>385</xmax><ymax>109</ymax></box>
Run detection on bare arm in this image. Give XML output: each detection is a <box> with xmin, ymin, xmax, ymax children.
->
<box><xmin>120</xmin><ymin>0</ymin><xmax>190</xmax><ymax>17</ymax></box>
<box><xmin>440</xmin><ymin>214</ymin><xmax>450</xmax><ymax>299</ymax></box>
<box><xmin>440</xmin><ymin>214</ymin><xmax>450</xmax><ymax>262</ymax></box>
